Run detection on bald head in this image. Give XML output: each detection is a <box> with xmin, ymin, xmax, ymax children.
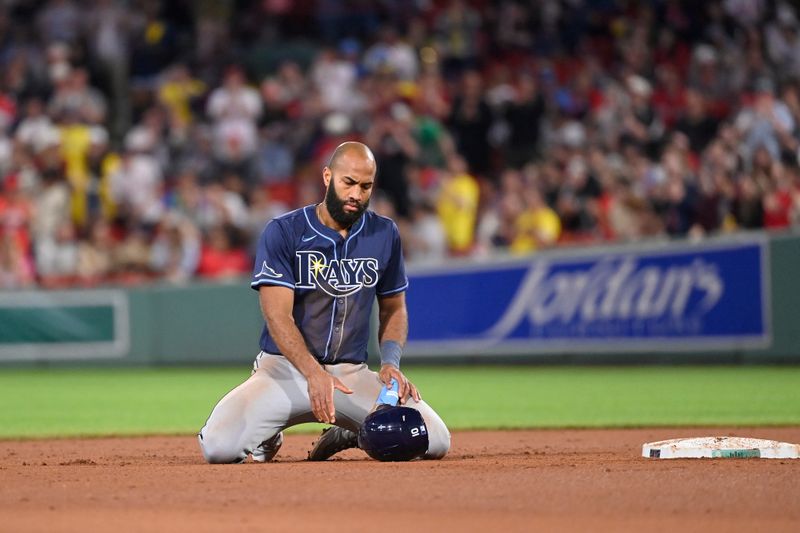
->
<box><xmin>327</xmin><ymin>141</ymin><xmax>376</xmax><ymax>174</ymax></box>
<box><xmin>321</xmin><ymin>141</ymin><xmax>376</xmax><ymax>229</ymax></box>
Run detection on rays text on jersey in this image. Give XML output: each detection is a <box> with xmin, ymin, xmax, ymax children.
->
<box><xmin>295</xmin><ymin>250</ymin><xmax>379</xmax><ymax>297</ymax></box>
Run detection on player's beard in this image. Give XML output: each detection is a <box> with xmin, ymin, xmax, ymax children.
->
<box><xmin>325</xmin><ymin>181</ymin><xmax>369</xmax><ymax>228</ymax></box>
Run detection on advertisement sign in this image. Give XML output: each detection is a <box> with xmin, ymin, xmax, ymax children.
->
<box><xmin>0</xmin><ymin>290</ymin><xmax>130</xmax><ymax>361</ymax></box>
<box><xmin>405</xmin><ymin>238</ymin><xmax>770</xmax><ymax>356</ymax></box>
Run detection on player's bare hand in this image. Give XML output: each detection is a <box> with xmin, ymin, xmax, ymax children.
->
<box><xmin>379</xmin><ymin>364</ymin><xmax>421</xmax><ymax>404</ymax></box>
<box><xmin>307</xmin><ymin>368</ymin><xmax>352</xmax><ymax>423</ymax></box>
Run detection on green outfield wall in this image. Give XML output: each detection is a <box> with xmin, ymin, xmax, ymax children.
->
<box><xmin>0</xmin><ymin>230</ymin><xmax>798</xmax><ymax>365</ymax></box>
<box><xmin>0</xmin><ymin>282</ymin><xmax>263</xmax><ymax>365</ymax></box>
<box><xmin>764</xmin><ymin>232</ymin><xmax>800</xmax><ymax>362</ymax></box>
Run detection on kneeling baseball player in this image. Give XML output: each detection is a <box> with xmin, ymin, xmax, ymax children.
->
<box><xmin>198</xmin><ymin>141</ymin><xmax>450</xmax><ymax>463</ymax></box>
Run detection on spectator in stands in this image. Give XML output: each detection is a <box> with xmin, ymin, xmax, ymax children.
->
<box><xmin>197</xmin><ymin>223</ymin><xmax>249</xmax><ymax>279</ymax></box>
<box><xmin>436</xmin><ymin>155</ymin><xmax>479</xmax><ymax>255</ymax></box>
<box><xmin>110</xmin><ymin>129</ymin><xmax>164</xmax><ymax>226</ymax></box>
<box><xmin>414</xmin><ymin>68</ymin><xmax>451</xmax><ymax>121</ymax></box>
<box><xmin>363</xmin><ymin>25</ymin><xmax>419</xmax><ymax>81</ymax></box>
<box><xmin>309</xmin><ymin>44</ymin><xmax>362</xmax><ymax>117</ymax></box>
<box><xmin>257</xmin><ymin>124</ymin><xmax>296</xmax><ymax>189</ymax></box>
<box><xmin>0</xmin><ymin>230</ymin><xmax>34</xmax><ymax>289</ymax></box>
<box><xmin>36</xmin><ymin>0</ymin><xmax>81</xmax><ymax>46</ymax></box>
<box><xmin>762</xmin><ymin>169</ymin><xmax>794</xmax><ymax>229</ymax></box>
<box><xmin>448</xmin><ymin>70</ymin><xmax>492</xmax><ymax>177</ymax></box>
<box><xmin>764</xmin><ymin>3</ymin><xmax>800</xmax><ymax>80</ymax></box>
<box><xmin>510</xmin><ymin>187</ymin><xmax>561</xmax><ymax>255</ymax></box>
<box><xmin>621</xmin><ymin>75</ymin><xmax>665</xmax><ymax>159</ymax></box>
<box><xmin>734</xmin><ymin>173</ymin><xmax>765</xmax><ymax>229</ymax></box>
<box><xmin>76</xmin><ymin>218</ymin><xmax>115</xmax><ymax>285</ymax></box>
<box><xmin>31</xmin><ymin>159</ymin><xmax>70</xmax><ymax>246</ymax></box>
<box><xmin>737</xmin><ymin>77</ymin><xmax>795</xmax><ymax>165</ymax></box>
<box><xmin>158</xmin><ymin>63</ymin><xmax>206</xmax><ymax>143</ymax></box>
<box><xmin>150</xmin><ymin>215</ymin><xmax>201</xmax><ymax>284</ymax></box>
<box><xmin>652</xmin><ymin>65</ymin><xmax>686</xmax><ymax>131</ymax></box>
<box><xmin>503</xmin><ymin>72</ymin><xmax>545</xmax><ymax>169</ymax></box>
<box><xmin>675</xmin><ymin>89</ymin><xmax>720</xmax><ymax>155</ymax></box>
<box><xmin>197</xmin><ymin>182</ymin><xmax>249</xmax><ymax>232</ymax></box>
<box><xmin>556</xmin><ymin>157</ymin><xmax>602</xmax><ymax>242</ymax></box>
<box><xmin>244</xmin><ymin>186</ymin><xmax>288</xmax><ymax>257</ymax></box>
<box><xmin>48</xmin><ymin>67</ymin><xmax>107</xmax><ymax>125</ymax></box>
<box><xmin>112</xmin><ymin>225</ymin><xmax>152</xmax><ymax>284</ymax></box>
<box><xmin>600</xmin><ymin>176</ymin><xmax>648</xmax><ymax>242</ymax></box>
<box><xmin>129</xmin><ymin>0</ymin><xmax>178</xmax><ymax>94</ymax></box>
<box><xmin>406</xmin><ymin>201</ymin><xmax>448</xmax><ymax>263</ymax></box>
<box><xmin>84</xmin><ymin>0</ymin><xmax>134</xmax><ymax>138</ymax></box>
<box><xmin>476</xmin><ymin>184</ymin><xmax>523</xmax><ymax>254</ymax></box>
<box><xmin>2</xmin><ymin>0</ymin><xmax>800</xmax><ymax>290</ymax></box>
<box><xmin>365</xmin><ymin>102</ymin><xmax>419</xmax><ymax>218</ymax></box>
<box><xmin>35</xmin><ymin>221</ymin><xmax>78</xmax><ymax>288</ymax></box>
<box><xmin>434</xmin><ymin>0</ymin><xmax>482</xmax><ymax>78</ymax></box>
<box><xmin>0</xmin><ymin>175</ymin><xmax>32</xmax><ymax>259</ymax></box>
<box><xmin>15</xmin><ymin>98</ymin><xmax>55</xmax><ymax>152</ymax></box>
<box><xmin>688</xmin><ymin>44</ymin><xmax>734</xmax><ymax>119</ymax></box>
<box><xmin>206</xmin><ymin>66</ymin><xmax>262</xmax><ymax>186</ymax></box>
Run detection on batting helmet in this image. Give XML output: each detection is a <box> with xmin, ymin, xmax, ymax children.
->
<box><xmin>358</xmin><ymin>405</ymin><xmax>429</xmax><ymax>462</ymax></box>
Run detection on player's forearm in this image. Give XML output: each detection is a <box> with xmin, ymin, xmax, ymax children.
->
<box><xmin>259</xmin><ymin>287</ymin><xmax>325</xmax><ymax>378</ymax></box>
<box><xmin>377</xmin><ymin>294</ymin><xmax>409</xmax><ymax>369</ymax></box>
<box><xmin>264</xmin><ymin>314</ymin><xmax>324</xmax><ymax>378</ymax></box>
<box><xmin>378</xmin><ymin>302</ymin><xmax>408</xmax><ymax>346</ymax></box>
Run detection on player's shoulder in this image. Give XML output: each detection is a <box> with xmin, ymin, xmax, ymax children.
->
<box><xmin>273</xmin><ymin>205</ymin><xmax>311</xmax><ymax>223</ymax></box>
<box><xmin>267</xmin><ymin>205</ymin><xmax>313</xmax><ymax>231</ymax></box>
<box><xmin>363</xmin><ymin>209</ymin><xmax>400</xmax><ymax>234</ymax></box>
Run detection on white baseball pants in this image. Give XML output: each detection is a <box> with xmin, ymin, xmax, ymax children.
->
<box><xmin>198</xmin><ymin>352</ymin><xmax>451</xmax><ymax>463</ymax></box>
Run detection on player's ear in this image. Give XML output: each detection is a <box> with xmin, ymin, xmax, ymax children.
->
<box><xmin>322</xmin><ymin>166</ymin><xmax>332</xmax><ymax>187</ymax></box>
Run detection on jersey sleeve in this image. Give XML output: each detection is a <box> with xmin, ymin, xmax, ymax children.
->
<box><xmin>376</xmin><ymin>221</ymin><xmax>408</xmax><ymax>296</ymax></box>
<box><xmin>251</xmin><ymin>219</ymin><xmax>296</xmax><ymax>291</ymax></box>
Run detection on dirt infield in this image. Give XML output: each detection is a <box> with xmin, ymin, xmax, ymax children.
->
<box><xmin>1</xmin><ymin>427</ymin><xmax>798</xmax><ymax>532</ymax></box>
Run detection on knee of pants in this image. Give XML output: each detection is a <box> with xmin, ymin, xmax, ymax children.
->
<box><xmin>198</xmin><ymin>427</ymin><xmax>246</xmax><ymax>464</ymax></box>
<box><xmin>402</xmin><ymin>399</ymin><xmax>450</xmax><ymax>460</ymax></box>
<box><xmin>424</xmin><ymin>423</ymin><xmax>451</xmax><ymax>460</ymax></box>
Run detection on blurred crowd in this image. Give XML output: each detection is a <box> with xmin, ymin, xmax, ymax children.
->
<box><xmin>2</xmin><ymin>0</ymin><xmax>800</xmax><ymax>289</ymax></box>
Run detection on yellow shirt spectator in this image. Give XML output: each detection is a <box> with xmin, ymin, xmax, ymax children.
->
<box><xmin>437</xmin><ymin>158</ymin><xmax>480</xmax><ymax>254</ymax></box>
<box><xmin>60</xmin><ymin>123</ymin><xmax>92</xmax><ymax>186</ymax></box>
<box><xmin>60</xmin><ymin>123</ymin><xmax>93</xmax><ymax>225</ymax></box>
<box><xmin>98</xmin><ymin>152</ymin><xmax>122</xmax><ymax>220</ymax></box>
<box><xmin>511</xmin><ymin>189</ymin><xmax>561</xmax><ymax>254</ymax></box>
<box><xmin>159</xmin><ymin>66</ymin><xmax>206</xmax><ymax>127</ymax></box>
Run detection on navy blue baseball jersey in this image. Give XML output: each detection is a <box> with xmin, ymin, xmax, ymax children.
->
<box><xmin>251</xmin><ymin>205</ymin><xmax>408</xmax><ymax>364</ymax></box>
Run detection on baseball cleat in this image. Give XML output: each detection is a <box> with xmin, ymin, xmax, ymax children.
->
<box><xmin>251</xmin><ymin>432</ymin><xmax>284</xmax><ymax>462</ymax></box>
<box><xmin>307</xmin><ymin>426</ymin><xmax>359</xmax><ymax>461</ymax></box>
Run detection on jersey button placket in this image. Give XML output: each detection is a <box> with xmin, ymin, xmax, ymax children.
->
<box><xmin>330</xmin><ymin>240</ymin><xmax>347</xmax><ymax>359</ymax></box>
<box><xmin>330</xmin><ymin>296</ymin><xmax>346</xmax><ymax>359</ymax></box>
<box><xmin>326</xmin><ymin>240</ymin><xmax>344</xmax><ymax>361</ymax></box>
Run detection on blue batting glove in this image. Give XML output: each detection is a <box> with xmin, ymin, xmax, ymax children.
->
<box><xmin>376</xmin><ymin>378</ymin><xmax>400</xmax><ymax>406</ymax></box>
